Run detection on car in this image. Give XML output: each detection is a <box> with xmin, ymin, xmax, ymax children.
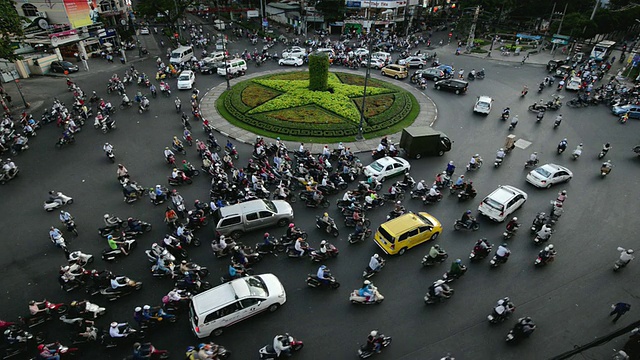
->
<box><xmin>554</xmin><ymin>65</ymin><xmax>572</xmax><ymax>78</ymax></box>
<box><xmin>526</xmin><ymin>163</ymin><xmax>573</xmax><ymax>188</ymax></box>
<box><xmin>413</xmin><ymin>67</ymin><xmax>448</xmax><ymax>82</ymax></box>
<box><xmin>374</xmin><ymin>212</ymin><xmax>443</xmax><ymax>255</ymax></box>
<box><xmin>434</xmin><ymin>79</ymin><xmax>468</xmax><ymax>94</ymax></box>
<box><xmin>565</xmin><ymin>76</ymin><xmax>582</xmax><ymax>91</ymax></box>
<box><xmin>381</xmin><ymin>64</ymin><xmax>408</xmax><ymax>80</ymax></box>
<box><xmin>363</xmin><ymin>156</ymin><xmax>411</xmax><ymax>182</ymax></box>
<box><xmin>140</xmin><ymin>27</ymin><xmax>150</xmax><ymax>35</ymax></box>
<box><xmin>478</xmin><ymin>185</ymin><xmax>528</xmax><ymax>222</ymax></box>
<box><xmin>371</xmin><ymin>51</ymin><xmax>392</xmax><ymax>63</ymax></box>
<box><xmin>316</xmin><ymin>48</ymin><xmax>335</xmax><ymax>58</ymax></box>
<box><xmin>278</xmin><ymin>57</ymin><xmax>304</xmax><ymax>67</ymax></box>
<box><xmin>360</xmin><ymin>58</ymin><xmax>386</xmax><ymax>69</ymax></box>
<box><xmin>203</xmin><ymin>52</ymin><xmax>225</xmax><ymax>63</ymax></box>
<box><xmin>350</xmin><ymin>48</ymin><xmax>369</xmax><ymax>57</ymax></box>
<box><xmin>436</xmin><ymin>64</ymin><xmax>455</xmax><ymax>77</ymax></box>
<box><xmin>177</xmin><ymin>70</ymin><xmax>196</xmax><ymax>90</ymax></box>
<box><xmin>50</xmin><ymin>61</ymin><xmax>79</xmax><ymax>73</ymax></box>
<box><xmin>571</xmin><ymin>52</ymin><xmax>586</xmax><ymax>64</ymax></box>
<box><xmin>281</xmin><ymin>46</ymin><xmax>306</xmax><ymax>58</ymax></box>
<box><xmin>200</xmin><ymin>61</ymin><xmax>222</xmax><ymax>75</ymax></box>
<box><xmin>473</xmin><ymin>96</ymin><xmax>493</xmax><ymax>115</ymax></box>
<box><xmin>398</xmin><ymin>56</ymin><xmax>427</xmax><ymax>68</ymax></box>
<box><xmin>612</xmin><ymin>104</ymin><xmax>640</xmax><ymax>118</ymax></box>
<box><xmin>546</xmin><ymin>59</ymin><xmax>567</xmax><ymax>72</ymax></box>
<box><xmin>190</xmin><ymin>274</ymin><xmax>286</xmax><ymax>338</ymax></box>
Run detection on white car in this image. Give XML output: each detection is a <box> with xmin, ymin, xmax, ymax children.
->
<box><xmin>350</xmin><ymin>48</ymin><xmax>369</xmax><ymax>57</ymax></box>
<box><xmin>398</xmin><ymin>56</ymin><xmax>427</xmax><ymax>68</ymax></box>
<box><xmin>526</xmin><ymin>163</ymin><xmax>573</xmax><ymax>188</ymax></box>
<box><xmin>282</xmin><ymin>46</ymin><xmax>306</xmax><ymax>58</ymax></box>
<box><xmin>478</xmin><ymin>185</ymin><xmax>528</xmax><ymax>222</ymax></box>
<box><xmin>364</xmin><ymin>156</ymin><xmax>411</xmax><ymax>182</ymax></box>
<box><xmin>278</xmin><ymin>57</ymin><xmax>304</xmax><ymax>67</ymax></box>
<box><xmin>473</xmin><ymin>96</ymin><xmax>493</xmax><ymax>115</ymax></box>
<box><xmin>361</xmin><ymin>58</ymin><xmax>386</xmax><ymax>69</ymax></box>
<box><xmin>177</xmin><ymin>70</ymin><xmax>196</xmax><ymax>90</ymax></box>
<box><xmin>566</xmin><ymin>76</ymin><xmax>582</xmax><ymax>91</ymax></box>
<box><xmin>140</xmin><ymin>27</ymin><xmax>150</xmax><ymax>35</ymax></box>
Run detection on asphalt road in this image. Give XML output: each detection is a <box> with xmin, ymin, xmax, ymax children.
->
<box><xmin>2</xmin><ymin>26</ymin><xmax>640</xmax><ymax>360</ymax></box>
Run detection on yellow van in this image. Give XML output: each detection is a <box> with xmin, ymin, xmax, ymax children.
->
<box><xmin>374</xmin><ymin>212</ymin><xmax>442</xmax><ymax>255</ymax></box>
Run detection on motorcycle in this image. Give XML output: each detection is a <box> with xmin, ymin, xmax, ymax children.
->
<box><xmin>101</xmin><ymin>238</ymin><xmax>136</xmax><ymax>261</ymax></box>
<box><xmin>494</xmin><ymin>156</ymin><xmax>504</xmax><ymax>168</ymax></box>
<box><xmin>225</xmin><ymin>145</ymin><xmax>239</xmax><ymax>159</ymax></box>
<box><xmin>44</xmin><ymin>192</ymin><xmax>74</xmax><ymax>212</ymax></box>
<box><xmin>488</xmin><ymin>299</ymin><xmax>515</xmax><ymax>324</ymax></box>
<box><xmin>306</xmin><ymin>275</ymin><xmax>340</xmax><ymax>289</ymax></box>
<box><xmin>506</xmin><ymin>318</ymin><xmax>536</xmax><ymax>343</ymax></box>
<box><xmin>503</xmin><ymin>225</ymin><xmax>519</xmax><ymax>240</ymax></box>
<box><xmin>457</xmin><ymin>190</ymin><xmax>476</xmax><ymax>202</ymax></box>
<box><xmin>454</xmin><ymin>219</ymin><xmax>480</xmax><ymax>231</ymax></box>
<box><xmin>64</xmin><ymin>219</ymin><xmax>79</xmax><ymax>236</ymax></box>
<box><xmin>442</xmin><ymin>265</ymin><xmax>467</xmax><ymax>283</ymax></box>
<box><xmin>572</xmin><ymin>147</ymin><xmax>582</xmax><ymax>160</ymax></box>
<box><xmin>349</xmin><ymin>285</ymin><xmax>384</xmax><ymax>305</ymax></box>
<box><xmin>422</xmin><ymin>192</ymin><xmax>443</xmax><ymax>205</ymax></box>
<box><xmin>68</xmin><ymin>250</ymin><xmax>94</xmax><ymax>266</ymax></box>
<box><xmin>19</xmin><ymin>300</ymin><xmax>68</xmax><ymax>327</ymax></box>
<box><xmin>534</xmin><ymin>250</ymin><xmax>556</xmax><ymax>267</ymax></box>
<box><xmin>105</xmin><ymin>148</ymin><xmax>115</xmax><ymax>162</ymax></box>
<box><xmin>530</xmin><ymin>213</ymin><xmax>548</xmax><ymax>234</ymax></box>
<box><xmin>315</xmin><ymin>217</ymin><xmax>339</xmax><ymax>237</ymax></box>
<box><xmin>305</xmin><ymin>198</ymin><xmax>330</xmax><ymax>208</ymax></box>
<box><xmin>124</xmin><ymin>343</ymin><xmax>170</xmax><ymax>359</ymax></box>
<box><xmin>309</xmin><ymin>243</ymin><xmax>339</xmax><ymax>262</ymax></box>
<box><xmin>348</xmin><ymin>228</ymin><xmax>372</xmax><ymax>244</ymax></box>
<box><xmin>100</xmin><ymin>278</ymin><xmax>142</xmax><ymax>301</ymax></box>
<box><xmin>524</xmin><ymin>159</ymin><xmax>539</xmax><ymax>169</ymax></box>
<box><xmin>168</xmin><ymin>175</ymin><xmax>193</xmax><ymax>186</ymax></box>
<box><xmin>422</xmin><ymin>252</ymin><xmax>448</xmax><ymax>266</ymax></box>
<box><xmin>362</xmin><ymin>259</ymin><xmax>386</xmax><ymax>279</ymax></box>
<box><xmin>345</xmin><ymin>216</ymin><xmax>371</xmax><ymax>228</ymax></box>
<box><xmin>358</xmin><ymin>335</ymin><xmax>392</xmax><ymax>359</ymax></box>
<box><xmin>601</xmin><ymin>164</ymin><xmax>612</xmax><ymax>177</ymax></box>
<box><xmin>424</xmin><ymin>283</ymin><xmax>454</xmax><ymax>304</ymax></box>
<box><xmin>256</xmin><ymin>236</ymin><xmax>287</xmax><ymax>254</ymax></box>
<box><xmin>258</xmin><ymin>334</ymin><xmax>304</xmax><ymax>359</ymax></box>
<box><xmin>533</xmin><ymin>226</ymin><xmax>553</xmax><ymax>245</ymax></box>
<box><xmin>489</xmin><ymin>253</ymin><xmax>509</xmax><ymax>268</ymax></box>
<box><xmin>466</xmin><ymin>158</ymin><xmax>483</xmax><ymax>171</ymax></box>
<box><xmin>469</xmin><ymin>243</ymin><xmax>492</xmax><ymax>261</ymax></box>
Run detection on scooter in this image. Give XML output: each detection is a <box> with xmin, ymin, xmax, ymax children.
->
<box><xmin>258</xmin><ymin>334</ymin><xmax>304</xmax><ymax>359</ymax></box>
<box><xmin>534</xmin><ymin>250</ymin><xmax>556</xmax><ymax>267</ymax></box>
<box><xmin>19</xmin><ymin>300</ymin><xmax>68</xmax><ymax>327</ymax></box>
<box><xmin>503</xmin><ymin>225</ymin><xmax>519</xmax><ymax>240</ymax></box>
<box><xmin>315</xmin><ymin>217</ymin><xmax>339</xmax><ymax>237</ymax></box>
<box><xmin>306</xmin><ymin>275</ymin><xmax>340</xmax><ymax>289</ymax></box>
<box><xmin>489</xmin><ymin>253</ymin><xmax>509</xmax><ymax>268</ymax></box>
<box><xmin>422</xmin><ymin>252</ymin><xmax>448</xmax><ymax>266</ymax></box>
<box><xmin>309</xmin><ymin>243</ymin><xmax>339</xmax><ymax>262</ymax></box>
<box><xmin>454</xmin><ymin>219</ymin><xmax>480</xmax><ymax>231</ymax></box>
<box><xmin>106</xmin><ymin>148</ymin><xmax>115</xmax><ymax>162</ymax></box>
<box><xmin>424</xmin><ymin>283</ymin><xmax>454</xmax><ymax>304</ymax></box>
<box><xmin>349</xmin><ymin>286</ymin><xmax>384</xmax><ymax>304</ymax></box>
<box><xmin>524</xmin><ymin>159</ymin><xmax>539</xmax><ymax>169</ymax></box>
<box><xmin>494</xmin><ymin>156</ymin><xmax>504</xmax><ymax>168</ymax></box>
<box><xmin>348</xmin><ymin>228</ymin><xmax>372</xmax><ymax>244</ymax></box>
<box><xmin>44</xmin><ymin>192</ymin><xmax>73</xmax><ymax>211</ymax></box>
<box><xmin>99</xmin><ymin>278</ymin><xmax>142</xmax><ymax>301</ymax></box>
<box><xmin>362</xmin><ymin>259</ymin><xmax>385</xmax><ymax>278</ymax></box>
<box><xmin>68</xmin><ymin>251</ymin><xmax>94</xmax><ymax>266</ymax></box>
<box><xmin>358</xmin><ymin>335</ymin><xmax>392</xmax><ymax>359</ymax></box>
<box><xmin>487</xmin><ymin>299</ymin><xmax>515</xmax><ymax>324</ymax></box>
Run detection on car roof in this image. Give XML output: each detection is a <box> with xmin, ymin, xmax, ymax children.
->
<box><xmin>381</xmin><ymin>212</ymin><xmax>432</xmax><ymax>233</ymax></box>
<box><xmin>477</xmin><ymin>96</ymin><xmax>492</xmax><ymax>102</ymax></box>
<box><xmin>569</xmin><ymin>76</ymin><xmax>581</xmax><ymax>81</ymax></box>
<box><xmin>181</xmin><ymin>70</ymin><xmax>194</xmax><ymax>75</ymax></box>
<box><xmin>373</xmin><ymin>157</ymin><xmax>396</xmax><ymax>166</ymax></box>
<box><xmin>541</xmin><ymin>163</ymin><xmax>570</xmax><ymax>173</ymax></box>
<box><xmin>219</xmin><ymin>199</ymin><xmax>269</xmax><ymax>217</ymax></box>
<box><xmin>487</xmin><ymin>185</ymin><xmax>526</xmax><ymax>203</ymax></box>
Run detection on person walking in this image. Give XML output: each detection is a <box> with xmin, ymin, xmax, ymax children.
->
<box><xmin>609</xmin><ymin>302</ymin><xmax>631</xmax><ymax>323</ymax></box>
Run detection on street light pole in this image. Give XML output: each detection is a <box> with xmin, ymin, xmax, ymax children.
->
<box><xmin>223</xmin><ymin>36</ymin><xmax>231</xmax><ymax>91</ymax></box>
<box><xmin>356</xmin><ymin>24</ymin><xmax>373</xmax><ymax>141</ymax></box>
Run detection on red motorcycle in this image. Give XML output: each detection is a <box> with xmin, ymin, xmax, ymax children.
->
<box><xmin>40</xmin><ymin>342</ymin><xmax>80</xmax><ymax>358</ymax></box>
<box><xmin>126</xmin><ymin>342</ymin><xmax>170</xmax><ymax>360</ymax></box>
<box><xmin>168</xmin><ymin>173</ymin><xmax>193</xmax><ymax>186</ymax></box>
<box><xmin>20</xmin><ymin>300</ymin><xmax>68</xmax><ymax>327</ymax></box>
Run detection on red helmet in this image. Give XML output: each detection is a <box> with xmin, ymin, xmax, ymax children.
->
<box><xmin>38</xmin><ymin>344</ymin><xmax>45</xmax><ymax>351</ymax></box>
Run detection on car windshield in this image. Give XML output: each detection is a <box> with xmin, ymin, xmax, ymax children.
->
<box><xmin>476</xmin><ymin>102</ymin><xmax>490</xmax><ymax>109</ymax></box>
<box><xmin>534</xmin><ymin>167</ymin><xmax>552</xmax><ymax>178</ymax></box>
<box><xmin>482</xmin><ymin>197</ymin><xmax>504</xmax><ymax>211</ymax></box>
<box><xmin>369</xmin><ymin>161</ymin><xmax>384</xmax><ymax>172</ymax></box>
<box><xmin>262</xmin><ymin>200</ymin><xmax>277</xmax><ymax>213</ymax></box>
<box><xmin>415</xmin><ymin>213</ymin><xmax>433</xmax><ymax>226</ymax></box>
<box><xmin>244</xmin><ymin>277</ymin><xmax>268</xmax><ymax>297</ymax></box>
<box><xmin>62</xmin><ymin>62</ymin><xmax>73</xmax><ymax>66</ymax></box>
<box><xmin>179</xmin><ymin>75</ymin><xmax>190</xmax><ymax>80</ymax></box>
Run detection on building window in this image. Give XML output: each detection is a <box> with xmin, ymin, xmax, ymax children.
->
<box><xmin>99</xmin><ymin>0</ymin><xmax>117</xmax><ymax>12</ymax></box>
<box><xmin>22</xmin><ymin>3</ymin><xmax>39</xmax><ymax>17</ymax></box>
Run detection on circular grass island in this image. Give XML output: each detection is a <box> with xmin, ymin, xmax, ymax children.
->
<box><xmin>216</xmin><ymin>71</ymin><xmax>420</xmax><ymax>143</ymax></box>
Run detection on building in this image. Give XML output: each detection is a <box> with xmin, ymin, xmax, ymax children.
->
<box><xmin>264</xmin><ymin>1</ymin><xmax>324</xmax><ymax>36</ymax></box>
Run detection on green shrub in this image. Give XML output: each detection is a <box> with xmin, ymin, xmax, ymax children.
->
<box><xmin>308</xmin><ymin>52</ymin><xmax>329</xmax><ymax>91</ymax></box>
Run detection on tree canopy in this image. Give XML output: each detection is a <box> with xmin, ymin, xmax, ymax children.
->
<box><xmin>0</xmin><ymin>0</ymin><xmax>24</xmax><ymax>61</ymax></box>
<box><xmin>135</xmin><ymin>0</ymin><xmax>196</xmax><ymax>25</ymax></box>
<box><xmin>315</xmin><ymin>0</ymin><xmax>346</xmax><ymax>24</ymax></box>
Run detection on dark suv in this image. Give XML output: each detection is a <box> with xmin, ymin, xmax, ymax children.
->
<box><xmin>434</xmin><ymin>79</ymin><xmax>468</xmax><ymax>94</ymax></box>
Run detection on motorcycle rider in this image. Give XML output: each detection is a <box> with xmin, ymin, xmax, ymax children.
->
<box><xmin>358</xmin><ymin>280</ymin><xmax>375</xmax><ymax>302</ymax></box>
<box><xmin>601</xmin><ymin>160</ymin><xmax>613</xmax><ymax>175</ymax></box>
<box><xmin>273</xmin><ymin>334</ymin><xmax>291</xmax><ymax>357</ymax></box>
<box><xmin>448</xmin><ymin>259</ymin><xmax>465</xmax><ymax>278</ymax></box>
<box><xmin>474</xmin><ymin>238</ymin><xmax>491</xmax><ymax>257</ymax></box>
<box><xmin>37</xmin><ymin>344</ymin><xmax>60</xmax><ymax>360</ymax></box>
<box><xmin>109</xmin><ymin>322</ymin><xmax>130</xmax><ymax>339</ymax></box>
<box><xmin>430</xmin><ymin>279</ymin><xmax>452</xmax><ymax>300</ymax></box>
<box><xmin>573</xmin><ymin>143</ymin><xmax>583</xmax><ymax>158</ymax></box>
<box><xmin>369</xmin><ymin>254</ymin><xmax>383</xmax><ymax>272</ymax></box>
<box><xmin>366</xmin><ymin>330</ymin><xmax>383</xmax><ymax>353</ymax></box>
<box><xmin>121</xmin><ymin>93</ymin><xmax>131</xmax><ymax>107</ymax></box>
<box><xmin>286</xmin><ymin>223</ymin><xmax>303</xmax><ymax>240</ymax></box>
<box><xmin>617</xmin><ymin>247</ymin><xmax>634</xmax><ymax>266</ymax></box>
<box><xmin>104</xmin><ymin>213</ymin><xmax>122</xmax><ymax>229</ymax></box>
<box><xmin>554</xmin><ymin>114</ymin><xmax>563</xmax><ymax>126</ymax></box>
<box><xmin>164</xmin><ymin>147</ymin><xmax>175</xmax><ymax>163</ymax></box>
<box><xmin>536</xmin><ymin>109</ymin><xmax>544</xmax><ymax>122</ymax></box>
<box><xmin>493</xmin><ymin>297</ymin><xmax>515</xmax><ymax>319</ymax></box>
<box><xmin>426</xmin><ymin>185</ymin><xmax>441</xmax><ymax>202</ymax></box>
<box><xmin>49</xmin><ymin>226</ymin><xmax>64</xmax><ymax>244</ymax></box>
<box><xmin>505</xmin><ymin>217</ymin><xmax>519</xmax><ymax>232</ymax></box>
<box><xmin>502</xmin><ymin>107</ymin><xmax>510</xmax><ymax>120</ymax></box>
<box><xmin>107</xmin><ymin>234</ymin><xmax>129</xmax><ymax>256</ymax></box>
<box><xmin>600</xmin><ymin>143</ymin><xmax>612</xmax><ymax>157</ymax></box>
<box><xmin>495</xmin><ymin>243</ymin><xmax>511</xmax><ymax>261</ymax></box>
<box><xmin>510</xmin><ymin>115</ymin><xmax>519</xmax><ymax>129</ymax></box>
<box><xmin>293</xmin><ymin>237</ymin><xmax>308</xmax><ymax>257</ymax></box>
<box><xmin>316</xmin><ymin>265</ymin><xmax>333</xmax><ymax>284</ymax></box>
<box><xmin>454</xmin><ymin>174</ymin><xmax>465</xmax><ymax>188</ymax></box>
<box><xmin>468</xmin><ymin>154</ymin><xmax>481</xmax><ymax>170</ymax></box>
<box><xmin>29</xmin><ymin>300</ymin><xmax>49</xmax><ymax>318</ymax></box>
<box><xmin>445</xmin><ymin>161</ymin><xmax>455</xmax><ymax>176</ymax></box>
<box><xmin>59</xmin><ymin>210</ymin><xmax>73</xmax><ymax>225</ymax></box>
<box><xmin>538</xmin><ymin>244</ymin><xmax>556</xmax><ymax>263</ymax></box>
<box><xmin>558</xmin><ymin>138</ymin><xmax>568</xmax><ymax>153</ymax></box>
<box><xmin>462</xmin><ymin>181</ymin><xmax>476</xmax><ymax>198</ymax></box>
<box><xmin>460</xmin><ymin>210</ymin><xmax>474</xmax><ymax>228</ymax></box>
<box><xmin>140</xmin><ymin>96</ymin><xmax>150</xmax><ymax>110</ymax></box>
<box><xmin>103</xmin><ymin>142</ymin><xmax>114</xmax><ymax>156</ymax></box>
<box><xmin>116</xmin><ymin>164</ymin><xmax>129</xmax><ymax>181</ymax></box>
<box><xmin>513</xmin><ymin>317</ymin><xmax>536</xmax><ymax>338</ymax></box>
<box><xmin>428</xmin><ymin>244</ymin><xmax>446</xmax><ymax>261</ymax></box>
<box><xmin>527</xmin><ymin>152</ymin><xmax>538</xmax><ymax>167</ymax></box>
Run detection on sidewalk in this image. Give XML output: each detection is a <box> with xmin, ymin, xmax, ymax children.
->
<box><xmin>199</xmin><ymin>69</ymin><xmax>437</xmax><ymax>154</ymax></box>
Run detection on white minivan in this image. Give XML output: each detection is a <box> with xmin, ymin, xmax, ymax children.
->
<box><xmin>190</xmin><ymin>274</ymin><xmax>286</xmax><ymax>338</ymax></box>
<box><xmin>170</xmin><ymin>46</ymin><xmax>194</xmax><ymax>65</ymax></box>
<box><xmin>217</xmin><ymin>58</ymin><xmax>247</xmax><ymax>76</ymax></box>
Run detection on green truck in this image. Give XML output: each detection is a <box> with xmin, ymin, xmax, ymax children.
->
<box><xmin>399</xmin><ymin>127</ymin><xmax>452</xmax><ymax>159</ymax></box>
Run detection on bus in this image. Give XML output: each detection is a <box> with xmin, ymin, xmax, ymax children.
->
<box><xmin>589</xmin><ymin>40</ymin><xmax>616</xmax><ymax>61</ymax></box>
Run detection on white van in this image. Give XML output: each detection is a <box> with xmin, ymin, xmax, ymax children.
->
<box><xmin>190</xmin><ymin>274</ymin><xmax>286</xmax><ymax>338</ymax></box>
<box><xmin>217</xmin><ymin>58</ymin><xmax>248</xmax><ymax>76</ymax></box>
<box><xmin>211</xmin><ymin>199</ymin><xmax>293</xmax><ymax>239</ymax></box>
<box><xmin>372</xmin><ymin>51</ymin><xmax>392</xmax><ymax>63</ymax></box>
<box><xmin>213</xmin><ymin>20</ymin><xmax>226</xmax><ymax>31</ymax></box>
<box><xmin>203</xmin><ymin>51</ymin><xmax>225</xmax><ymax>63</ymax></box>
<box><xmin>170</xmin><ymin>46</ymin><xmax>194</xmax><ymax>65</ymax></box>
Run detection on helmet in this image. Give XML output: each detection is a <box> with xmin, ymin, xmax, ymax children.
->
<box><xmin>143</xmin><ymin>305</ymin><xmax>151</xmax><ymax>310</ymax></box>
<box><xmin>320</xmin><ymin>265</ymin><xmax>326</xmax><ymax>269</ymax></box>
<box><xmin>134</xmin><ymin>306</ymin><xmax>142</xmax><ymax>312</ymax></box>
<box><xmin>321</xmin><ymin>240</ymin><xmax>327</xmax><ymax>245</ymax></box>
<box><xmin>455</xmin><ymin>259</ymin><xmax>462</xmax><ymax>264</ymax></box>
<box><xmin>548</xmin><ymin>244</ymin><xmax>554</xmax><ymax>250</ymax></box>
<box><xmin>501</xmin><ymin>243</ymin><xmax>508</xmax><ymax>247</ymax></box>
<box><xmin>466</xmin><ymin>210</ymin><xmax>471</xmax><ymax>214</ymax></box>
<box><xmin>29</xmin><ymin>300</ymin><xmax>35</xmax><ymax>305</ymax></box>
<box><xmin>323</xmin><ymin>212</ymin><xmax>328</xmax><ymax>217</ymax></box>
<box><xmin>370</xmin><ymin>330</ymin><xmax>378</xmax><ymax>337</ymax></box>
<box><xmin>449</xmin><ymin>161</ymin><xmax>453</xmax><ymax>165</ymax></box>
<box><xmin>544</xmin><ymin>246</ymin><xmax>550</xmax><ymax>252</ymax></box>
<box><xmin>434</xmin><ymin>280</ymin><xmax>445</xmax><ymax>286</ymax></box>
<box><xmin>38</xmin><ymin>344</ymin><xmax>45</xmax><ymax>351</ymax></box>
<box><xmin>289</xmin><ymin>223</ymin><xmax>295</xmax><ymax>228</ymax></box>
<box><xmin>469</xmin><ymin>181</ymin><xmax>473</xmax><ymax>185</ymax></box>
<box><xmin>264</xmin><ymin>233</ymin><xmax>269</xmax><ymax>237</ymax></box>
<box><xmin>110</xmin><ymin>322</ymin><xmax>118</xmax><ymax>328</ymax></box>
<box><xmin>512</xmin><ymin>217</ymin><xmax>518</xmax><ymax>221</ymax></box>
<box><xmin>374</xmin><ymin>254</ymin><xmax>379</xmax><ymax>259</ymax></box>
<box><xmin>499</xmin><ymin>148</ymin><xmax>504</xmax><ymax>151</ymax></box>
<box><xmin>563</xmin><ymin>138</ymin><xmax>567</xmax><ymax>142</ymax></box>
<box><xmin>579</xmin><ymin>143</ymin><xmax>583</xmax><ymax>146</ymax></box>
<box><xmin>364</xmin><ymin>280</ymin><xmax>371</xmax><ymax>285</ymax></box>
<box><xmin>172</xmin><ymin>189</ymin><xmax>177</xmax><ymax>194</ymax></box>
<box><xmin>233</xmin><ymin>246</ymin><xmax>239</xmax><ymax>251</ymax></box>
<box><xmin>165</xmin><ymin>147</ymin><xmax>169</xmax><ymax>150</ymax></box>
<box><xmin>107</xmin><ymin>235</ymin><xmax>113</xmax><ymax>240</ymax></box>
<box><xmin>181</xmin><ymin>260</ymin><xmax>187</xmax><ymax>265</ymax></box>
<box><xmin>534</xmin><ymin>152</ymin><xmax>537</xmax><ymax>155</ymax></box>
<box><xmin>184</xmin><ymin>271</ymin><xmax>190</xmax><ymax>276</ymax></box>
<box><xmin>187</xmin><ymin>346</ymin><xmax>195</xmax><ymax>352</ymax></box>
<box><xmin>627</xmin><ymin>249</ymin><xmax>634</xmax><ymax>254</ymax></box>
<box><xmin>104</xmin><ymin>214</ymin><xmax>110</xmax><ymax>219</ymax></box>
<box><xmin>70</xmin><ymin>301</ymin><xmax>77</xmax><ymax>306</ymax></box>
<box><xmin>503</xmin><ymin>296</ymin><xmax>510</xmax><ymax>302</ymax></box>
<box><xmin>434</xmin><ymin>244</ymin><xmax>440</xmax><ymax>249</ymax></box>
<box><xmin>460</xmin><ymin>175</ymin><xmax>464</xmax><ymax>178</ymax></box>
<box><xmin>219</xmin><ymin>235</ymin><xmax>225</xmax><ymax>241</ymax></box>
<box><xmin>561</xmin><ymin>190</ymin><xmax>567</xmax><ymax>195</ymax></box>
<box><xmin>474</xmin><ymin>154</ymin><xmax>479</xmax><ymax>157</ymax></box>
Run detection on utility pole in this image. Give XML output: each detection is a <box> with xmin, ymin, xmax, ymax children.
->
<box><xmin>590</xmin><ymin>0</ymin><xmax>600</xmax><ymax>21</ymax></box>
<box><xmin>465</xmin><ymin>6</ymin><xmax>480</xmax><ymax>54</ymax></box>
<box><xmin>550</xmin><ymin>3</ymin><xmax>568</xmax><ymax>55</ymax></box>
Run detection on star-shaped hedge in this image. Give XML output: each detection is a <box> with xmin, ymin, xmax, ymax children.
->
<box><xmin>247</xmin><ymin>73</ymin><xmax>394</xmax><ymax>123</ymax></box>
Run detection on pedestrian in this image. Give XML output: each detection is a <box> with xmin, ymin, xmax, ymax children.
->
<box><xmin>609</xmin><ymin>302</ymin><xmax>631</xmax><ymax>323</ymax></box>
<box><xmin>81</xmin><ymin>55</ymin><xmax>89</xmax><ymax>71</ymax></box>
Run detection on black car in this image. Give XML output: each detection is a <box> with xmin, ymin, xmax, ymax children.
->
<box><xmin>200</xmin><ymin>61</ymin><xmax>221</xmax><ymax>75</ymax></box>
<box><xmin>434</xmin><ymin>79</ymin><xmax>468</xmax><ymax>94</ymax></box>
<box><xmin>546</xmin><ymin>59</ymin><xmax>567</xmax><ymax>72</ymax></box>
<box><xmin>50</xmin><ymin>60</ymin><xmax>79</xmax><ymax>73</ymax></box>
<box><xmin>412</xmin><ymin>67</ymin><xmax>449</xmax><ymax>82</ymax></box>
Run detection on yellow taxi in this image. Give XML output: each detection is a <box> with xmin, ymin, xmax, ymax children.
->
<box><xmin>374</xmin><ymin>212</ymin><xmax>442</xmax><ymax>255</ymax></box>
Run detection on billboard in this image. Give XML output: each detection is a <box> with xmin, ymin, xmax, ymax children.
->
<box><xmin>63</xmin><ymin>0</ymin><xmax>94</xmax><ymax>28</ymax></box>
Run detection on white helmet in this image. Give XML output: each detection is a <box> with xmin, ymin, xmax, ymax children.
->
<box><xmin>320</xmin><ymin>240</ymin><xmax>327</xmax><ymax>245</ymax></box>
<box><xmin>134</xmin><ymin>307</ymin><xmax>142</xmax><ymax>312</ymax></box>
<box><xmin>547</xmin><ymin>244</ymin><xmax>554</xmax><ymax>250</ymax></box>
<box><xmin>370</xmin><ymin>330</ymin><xmax>378</xmax><ymax>337</ymax></box>
<box><xmin>544</xmin><ymin>246</ymin><xmax>550</xmax><ymax>252</ymax></box>
<box><xmin>512</xmin><ymin>217</ymin><xmax>518</xmax><ymax>221</ymax></box>
<box><xmin>373</xmin><ymin>254</ymin><xmax>379</xmax><ymax>259</ymax></box>
<box><xmin>364</xmin><ymin>280</ymin><xmax>371</xmax><ymax>285</ymax></box>
<box><xmin>627</xmin><ymin>249</ymin><xmax>634</xmax><ymax>254</ymax></box>
<box><xmin>434</xmin><ymin>279</ymin><xmax>445</xmax><ymax>286</ymax></box>
<box><xmin>110</xmin><ymin>322</ymin><xmax>118</xmax><ymax>328</ymax></box>
<box><xmin>143</xmin><ymin>305</ymin><xmax>151</xmax><ymax>310</ymax></box>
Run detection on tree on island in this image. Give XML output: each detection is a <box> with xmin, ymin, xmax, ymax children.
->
<box><xmin>308</xmin><ymin>52</ymin><xmax>329</xmax><ymax>91</ymax></box>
